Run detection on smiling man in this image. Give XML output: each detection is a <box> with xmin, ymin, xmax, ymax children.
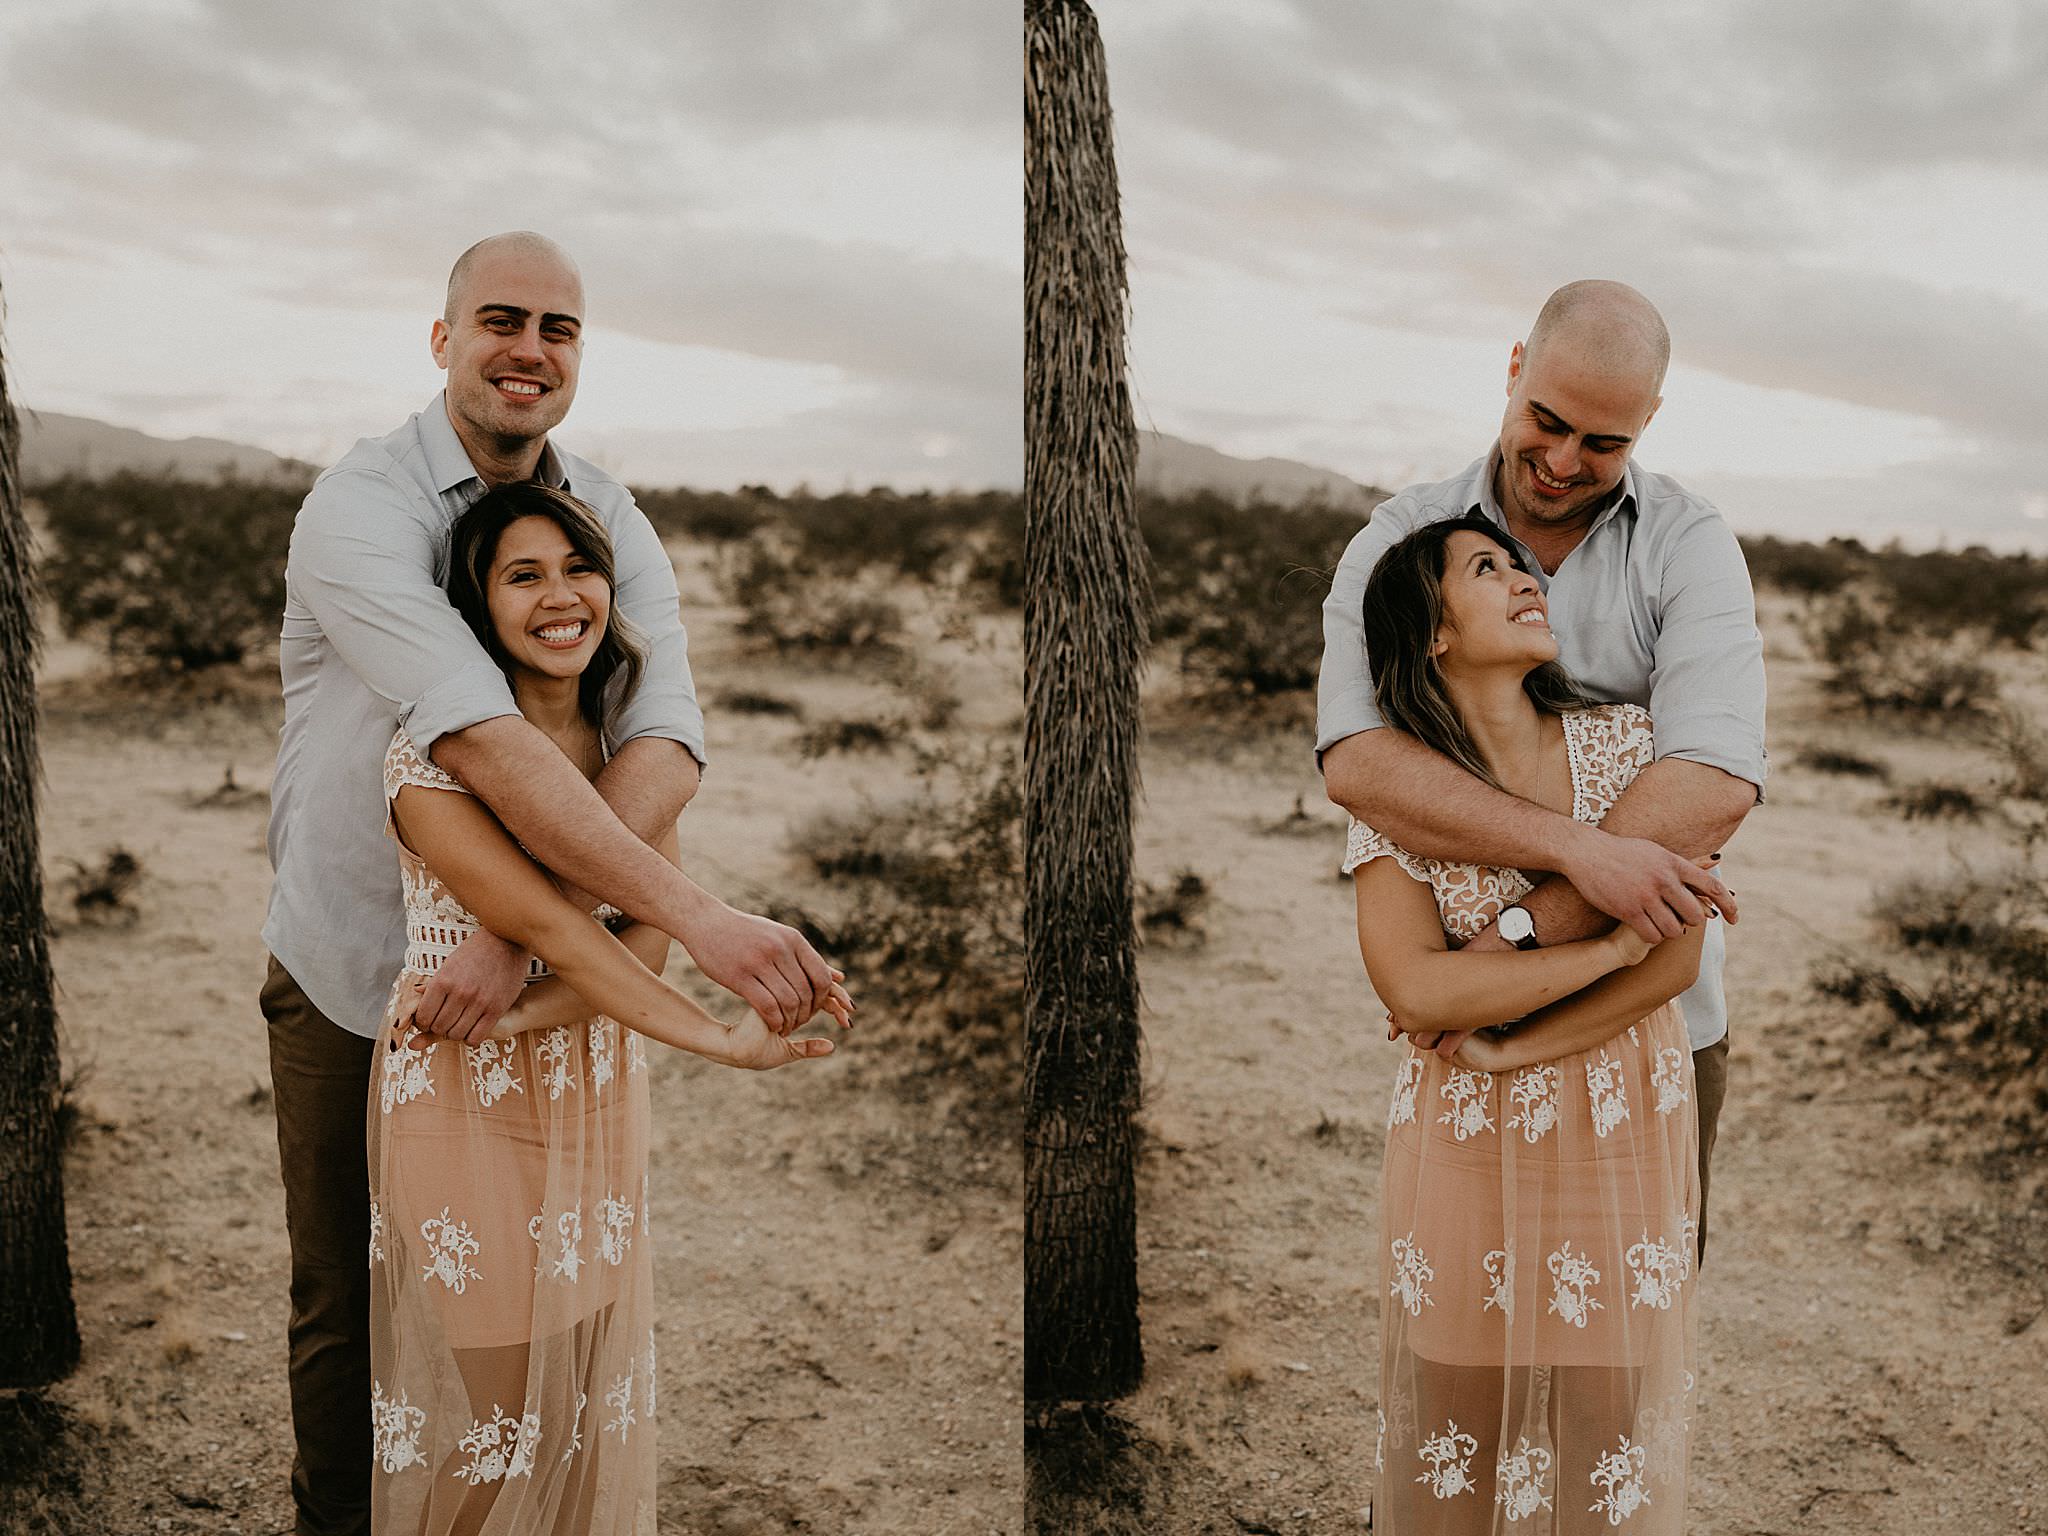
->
<box><xmin>259</xmin><ymin>231</ymin><xmax>839</xmax><ymax>1536</ymax></box>
<box><xmin>1317</xmin><ymin>278</ymin><xmax>1765</xmax><ymax>1266</ymax></box>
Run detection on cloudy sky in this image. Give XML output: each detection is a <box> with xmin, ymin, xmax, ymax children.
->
<box><xmin>0</xmin><ymin>0</ymin><xmax>1019</xmax><ymax>490</ymax></box>
<box><xmin>1097</xmin><ymin>0</ymin><xmax>2048</xmax><ymax>550</ymax></box>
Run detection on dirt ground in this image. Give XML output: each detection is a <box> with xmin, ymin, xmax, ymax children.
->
<box><xmin>20</xmin><ymin>558</ymin><xmax>1022</xmax><ymax>1535</ymax></box>
<box><xmin>1101</xmin><ymin>599</ymin><xmax>2048</xmax><ymax>1535</ymax></box>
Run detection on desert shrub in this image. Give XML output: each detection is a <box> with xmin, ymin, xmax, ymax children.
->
<box><xmin>1802</xmin><ymin>593</ymin><xmax>1999</xmax><ymax>721</ymax></box>
<box><xmin>1797</xmin><ymin>747</ymin><xmax>1891</xmax><ymax>780</ymax></box>
<box><xmin>716</xmin><ymin>688</ymin><xmax>802</xmax><ymax>718</ymax></box>
<box><xmin>777</xmin><ymin>742</ymin><xmax>1021</xmax><ymax>1065</ymax></box>
<box><xmin>1142</xmin><ymin>492</ymin><xmax>1364</xmax><ymax>700</ymax></box>
<box><xmin>1738</xmin><ymin>534</ymin><xmax>1864</xmax><ymax>597</ymax></box>
<box><xmin>1867</xmin><ymin>543</ymin><xmax>2048</xmax><ymax>648</ymax></box>
<box><xmin>632</xmin><ymin>485</ymin><xmax>778</xmax><ymax>544</ymax></box>
<box><xmin>1884</xmin><ymin>781</ymin><xmax>1986</xmax><ymax>821</ymax></box>
<box><xmin>1136</xmin><ymin>868</ymin><xmax>1212</xmax><ymax>948</ymax></box>
<box><xmin>1815</xmin><ymin>863</ymin><xmax>2048</xmax><ymax>1154</ymax></box>
<box><xmin>724</xmin><ymin>539</ymin><xmax>905</xmax><ymax>652</ymax></box>
<box><xmin>55</xmin><ymin>847</ymin><xmax>142</xmax><ymax>926</ymax></box>
<box><xmin>36</xmin><ymin>471</ymin><xmax>305</xmax><ymax>669</ymax></box>
<box><xmin>796</xmin><ymin>717</ymin><xmax>903</xmax><ymax>758</ymax></box>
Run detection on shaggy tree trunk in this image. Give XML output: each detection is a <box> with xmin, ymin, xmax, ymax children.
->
<box><xmin>0</xmin><ymin>286</ymin><xmax>80</xmax><ymax>1386</ymax></box>
<box><xmin>1024</xmin><ymin>0</ymin><xmax>1150</xmax><ymax>1403</ymax></box>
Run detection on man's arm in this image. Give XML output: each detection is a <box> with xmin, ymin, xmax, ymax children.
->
<box><xmin>1324</xmin><ymin>729</ymin><xmax>1738</xmax><ymax>942</ymax></box>
<box><xmin>433</xmin><ymin>718</ymin><xmax>834</xmax><ymax>1033</ymax></box>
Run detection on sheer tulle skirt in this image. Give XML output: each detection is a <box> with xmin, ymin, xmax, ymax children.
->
<box><xmin>1375</xmin><ymin>1005</ymin><xmax>1698</xmax><ymax>1534</ymax></box>
<box><xmin>368</xmin><ymin>990</ymin><xmax>657</xmax><ymax>1536</ymax></box>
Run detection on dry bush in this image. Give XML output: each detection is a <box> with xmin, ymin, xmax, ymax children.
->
<box><xmin>55</xmin><ymin>848</ymin><xmax>142</xmax><ymax>927</ymax></box>
<box><xmin>1797</xmin><ymin>747</ymin><xmax>1891</xmax><ymax>781</ymax></box>
<box><xmin>715</xmin><ymin>688</ymin><xmax>803</xmax><ymax>718</ymax></box>
<box><xmin>776</xmin><ymin>742</ymin><xmax>1021</xmax><ymax>1080</ymax></box>
<box><xmin>1815</xmin><ymin>862</ymin><xmax>2048</xmax><ymax>1155</ymax></box>
<box><xmin>1143</xmin><ymin>492</ymin><xmax>1364</xmax><ymax>702</ymax></box>
<box><xmin>1801</xmin><ymin>593</ymin><xmax>2000</xmax><ymax>721</ymax></box>
<box><xmin>1883</xmin><ymin>780</ymin><xmax>1987</xmax><ymax>822</ymax></box>
<box><xmin>36</xmin><ymin>471</ymin><xmax>304</xmax><ymax>669</ymax></box>
<box><xmin>796</xmin><ymin>717</ymin><xmax>904</xmax><ymax>758</ymax></box>
<box><xmin>1747</xmin><ymin>534</ymin><xmax>2048</xmax><ymax>648</ymax></box>
<box><xmin>1739</xmin><ymin>534</ymin><xmax>1863</xmax><ymax>597</ymax></box>
<box><xmin>724</xmin><ymin>539</ymin><xmax>906</xmax><ymax>653</ymax></box>
<box><xmin>1136</xmin><ymin>868</ymin><xmax>1211</xmax><ymax>949</ymax></box>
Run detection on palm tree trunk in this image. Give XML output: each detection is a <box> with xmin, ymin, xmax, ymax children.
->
<box><xmin>0</xmin><ymin>283</ymin><xmax>81</xmax><ymax>1386</ymax></box>
<box><xmin>1024</xmin><ymin>0</ymin><xmax>1150</xmax><ymax>1403</ymax></box>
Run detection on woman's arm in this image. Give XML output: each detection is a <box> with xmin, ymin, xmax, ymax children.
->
<box><xmin>392</xmin><ymin>785</ymin><xmax>846</xmax><ymax>1069</ymax></box>
<box><xmin>1455</xmin><ymin>923</ymin><xmax>1704</xmax><ymax>1075</ymax></box>
<box><xmin>1352</xmin><ymin>857</ymin><xmax>1649</xmax><ymax>1034</ymax></box>
<box><xmin>476</xmin><ymin>826</ymin><xmax>683</xmax><ymax>1039</ymax></box>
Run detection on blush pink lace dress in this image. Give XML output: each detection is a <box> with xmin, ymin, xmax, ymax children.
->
<box><xmin>367</xmin><ymin>732</ymin><xmax>656</xmax><ymax>1535</ymax></box>
<box><xmin>1346</xmin><ymin>704</ymin><xmax>1699</xmax><ymax>1535</ymax></box>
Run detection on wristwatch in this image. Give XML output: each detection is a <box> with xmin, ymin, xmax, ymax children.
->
<box><xmin>1499</xmin><ymin>905</ymin><xmax>1539</xmax><ymax>950</ymax></box>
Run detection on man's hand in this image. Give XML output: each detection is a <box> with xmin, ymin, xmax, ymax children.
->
<box><xmin>1557</xmin><ymin>826</ymin><xmax>1737</xmax><ymax>942</ymax></box>
<box><xmin>408</xmin><ymin>929</ymin><xmax>529</xmax><ymax>1043</ymax></box>
<box><xmin>681</xmin><ymin>903</ymin><xmax>849</xmax><ymax>1034</ymax></box>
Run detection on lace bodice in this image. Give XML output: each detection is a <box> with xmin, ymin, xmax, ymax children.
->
<box><xmin>1341</xmin><ymin>704</ymin><xmax>1655</xmax><ymax>942</ymax></box>
<box><xmin>383</xmin><ymin>731</ymin><xmax>622</xmax><ymax>980</ymax></box>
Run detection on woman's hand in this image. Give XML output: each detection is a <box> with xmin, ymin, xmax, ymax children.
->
<box><xmin>1451</xmin><ymin>1031</ymin><xmax>1510</xmax><ymax>1074</ymax></box>
<box><xmin>715</xmin><ymin>1009</ymin><xmax>844</xmax><ymax>1070</ymax></box>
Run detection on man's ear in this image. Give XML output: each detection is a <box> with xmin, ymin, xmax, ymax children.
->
<box><xmin>430</xmin><ymin>318</ymin><xmax>450</xmax><ymax>370</ymax></box>
<box><xmin>1640</xmin><ymin>394</ymin><xmax>1663</xmax><ymax>436</ymax></box>
<box><xmin>1505</xmin><ymin>340</ymin><xmax>1526</xmax><ymax>397</ymax></box>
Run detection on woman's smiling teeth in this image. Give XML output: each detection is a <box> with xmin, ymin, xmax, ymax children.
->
<box><xmin>1511</xmin><ymin>609</ymin><xmax>1548</xmax><ymax>627</ymax></box>
<box><xmin>534</xmin><ymin>620</ymin><xmax>587</xmax><ymax>646</ymax></box>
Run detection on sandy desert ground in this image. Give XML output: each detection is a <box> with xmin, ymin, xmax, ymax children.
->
<box><xmin>1089</xmin><ymin>595</ymin><xmax>2048</xmax><ymax>1534</ymax></box>
<box><xmin>20</xmin><ymin>553</ymin><xmax>1022</xmax><ymax>1535</ymax></box>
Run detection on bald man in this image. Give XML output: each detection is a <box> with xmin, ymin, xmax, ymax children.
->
<box><xmin>260</xmin><ymin>232</ymin><xmax>839</xmax><ymax>1535</ymax></box>
<box><xmin>1318</xmin><ymin>280</ymin><xmax>1766</xmax><ymax>1264</ymax></box>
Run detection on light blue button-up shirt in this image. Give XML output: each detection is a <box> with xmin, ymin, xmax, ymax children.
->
<box><xmin>262</xmin><ymin>394</ymin><xmax>706</xmax><ymax>1038</ymax></box>
<box><xmin>1317</xmin><ymin>448</ymin><xmax>1767</xmax><ymax>1051</ymax></box>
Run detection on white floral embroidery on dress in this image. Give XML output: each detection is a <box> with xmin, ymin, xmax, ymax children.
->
<box><xmin>534</xmin><ymin>1026</ymin><xmax>578</xmax><ymax>1100</ymax></box>
<box><xmin>1625</xmin><ymin>1231</ymin><xmax>1688</xmax><ymax>1311</ymax></box>
<box><xmin>1495</xmin><ymin>1438</ymin><xmax>1553</xmax><ymax>1522</ymax></box>
<box><xmin>589</xmin><ymin>1020</ymin><xmax>618</xmax><ymax>1095</ymax></box>
<box><xmin>1389</xmin><ymin>1234</ymin><xmax>1436</xmax><ymax>1317</ymax></box>
<box><xmin>1652</xmin><ymin>1046</ymin><xmax>1689</xmax><ymax>1115</ymax></box>
<box><xmin>1388</xmin><ymin>1056</ymin><xmax>1424</xmax><ymax>1131</ymax></box>
<box><xmin>1585</xmin><ymin>1049</ymin><xmax>1629</xmax><ymax>1138</ymax></box>
<box><xmin>643</xmin><ymin>1329</ymin><xmax>657</xmax><ymax>1418</ymax></box>
<box><xmin>1374</xmin><ymin>1407</ymin><xmax>1386</xmax><ymax>1474</ymax></box>
<box><xmin>1506</xmin><ymin>1065</ymin><xmax>1560</xmax><ymax>1143</ymax></box>
<box><xmin>560</xmin><ymin>1391</ymin><xmax>586</xmax><ymax>1465</ymax></box>
<box><xmin>640</xmin><ymin>1171</ymin><xmax>651</xmax><ymax>1239</ymax></box>
<box><xmin>1546</xmin><ymin>1242</ymin><xmax>1603</xmax><ymax>1329</ymax></box>
<box><xmin>466</xmin><ymin>1038</ymin><xmax>525</xmax><ymax>1108</ymax></box>
<box><xmin>1588</xmin><ymin>1435</ymin><xmax>1651</xmax><ymax>1525</ymax></box>
<box><xmin>453</xmin><ymin>1405</ymin><xmax>542</xmax><ymax>1484</ymax></box>
<box><xmin>380</xmin><ymin>1032</ymin><xmax>437</xmax><ymax>1114</ymax></box>
<box><xmin>597</xmin><ymin>1191</ymin><xmax>636</xmax><ymax>1267</ymax></box>
<box><xmin>604</xmin><ymin>1363</ymin><xmax>637</xmax><ymax>1441</ymax></box>
<box><xmin>368</xmin><ymin>1201</ymin><xmax>385</xmax><ymax>1268</ymax></box>
<box><xmin>1482</xmin><ymin>1246</ymin><xmax>1515</xmax><ymax>1318</ymax></box>
<box><xmin>419</xmin><ymin>1207</ymin><xmax>482</xmax><ymax>1294</ymax></box>
<box><xmin>527</xmin><ymin>1204</ymin><xmax>584</xmax><ymax>1282</ymax></box>
<box><xmin>370</xmin><ymin>1381</ymin><xmax>427</xmax><ymax>1473</ymax></box>
<box><xmin>1415</xmin><ymin>1420</ymin><xmax>1481</xmax><ymax>1500</ymax></box>
<box><xmin>1437</xmin><ymin>1068</ymin><xmax>1496</xmax><ymax>1141</ymax></box>
<box><xmin>626</xmin><ymin>1029</ymin><xmax>648</xmax><ymax>1076</ymax></box>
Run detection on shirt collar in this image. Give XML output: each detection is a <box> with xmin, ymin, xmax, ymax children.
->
<box><xmin>420</xmin><ymin>391</ymin><xmax>569</xmax><ymax>497</ymax></box>
<box><xmin>1472</xmin><ymin>444</ymin><xmax>1639</xmax><ymax>541</ymax></box>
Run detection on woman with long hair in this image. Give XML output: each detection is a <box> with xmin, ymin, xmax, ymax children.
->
<box><xmin>1349</xmin><ymin>512</ymin><xmax>1704</xmax><ymax>1534</ymax></box>
<box><xmin>366</xmin><ymin>482</ymin><xmax>850</xmax><ymax>1534</ymax></box>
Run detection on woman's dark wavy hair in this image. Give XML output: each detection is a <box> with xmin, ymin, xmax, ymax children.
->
<box><xmin>446</xmin><ymin>481</ymin><xmax>647</xmax><ymax>737</ymax></box>
<box><xmin>1362</xmin><ymin>511</ymin><xmax>1593</xmax><ymax>791</ymax></box>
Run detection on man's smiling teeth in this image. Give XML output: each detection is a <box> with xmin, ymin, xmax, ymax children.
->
<box><xmin>535</xmin><ymin>622</ymin><xmax>585</xmax><ymax>643</ymax></box>
<box><xmin>498</xmin><ymin>380</ymin><xmax>543</xmax><ymax>396</ymax></box>
<box><xmin>1531</xmin><ymin>463</ymin><xmax>1574</xmax><ymax>490</ymax></box>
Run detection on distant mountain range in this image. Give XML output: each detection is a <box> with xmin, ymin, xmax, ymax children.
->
<box><xmin>14</xmin><ymin>410</ymin><xmax>1383</xmax><ymax>514</ymax></box>
<box><xmin>17</xmin><ymin>410</ymin><xmax>312</xmax><ymax>485</ymax></box>
<box><xmin>1138</xmin><ymin>430</ymin><xmax>1385</xmax><ymax>511</ymax></box>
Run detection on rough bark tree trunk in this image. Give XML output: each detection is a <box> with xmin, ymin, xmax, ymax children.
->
<box><xmin>1024</xmin><ymin>0</ymin><xmax>1150</xmax><ymax>1404</ymax></box>
<box><xmin>0</xmin><ymin>283</ymin><xmax>81</xmax><ymax>1387</ymax></box>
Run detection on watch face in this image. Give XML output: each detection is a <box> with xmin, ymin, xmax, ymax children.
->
<box><xmin>1500</xmin><ymin>906</ymin><xmax>1533</xmax><ymax>943</ymax></box>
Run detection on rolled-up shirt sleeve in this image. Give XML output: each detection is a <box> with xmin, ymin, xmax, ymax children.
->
<box><xmin>286</xmin><ymin>468</ymin><xmax>518</xmax><ymax>753</ymax></box>
<box><xmin>1646</xmin><ymin>515</ymin><xmax>1768</xmax><ymax>797</ymax></box>
<box><xmin>1316</xmin><ymin>506</ymin><xmax>1418</xmax><ymax>760</ymax></box>
<box><xmin>602</xmin><ymin>499</ymin><xmax>707</xmax><ymax>767</ymax></box>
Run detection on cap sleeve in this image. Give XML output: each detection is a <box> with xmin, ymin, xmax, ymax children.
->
<box><xmin>1341</xmin><ymin>815</ymin><xmax>1438</xmax><ymax>885</ymax></box>
<box><xmin>383</xmin><ymin>730</ymin><xmax>472</xmax><ymax>800</ymax></box>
